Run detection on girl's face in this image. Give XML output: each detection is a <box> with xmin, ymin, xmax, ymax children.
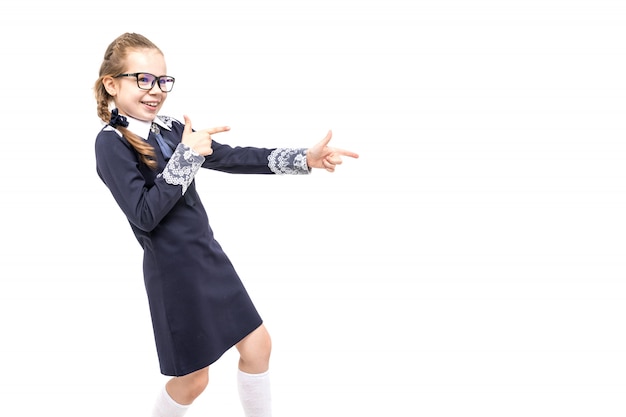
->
<box><xmin>104</xmin><ymin>48</ymin><xmax>169</xmax><ymax>122</ymax></box>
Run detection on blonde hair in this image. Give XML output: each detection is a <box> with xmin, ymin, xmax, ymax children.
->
<box><xmin>94</xmin><ymin>33</ymin><xmax>163</xmax><ymax>169</ymax></box>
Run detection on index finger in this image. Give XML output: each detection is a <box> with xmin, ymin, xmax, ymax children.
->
<box><xmin>333</xmin><ymin>148</ymin><xmax>359</xmax><ymax>159</ymax></box>
<box><xmin>205</xmin><ymin>126</ymin><xmax>231</xmax><ymax>135</ymax></box>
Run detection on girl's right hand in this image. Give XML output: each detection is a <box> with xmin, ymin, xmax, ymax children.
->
<box><xmin>181</xmin><ymin>115</ymin><xmax>230</xmax><ymax>156</ymax></box>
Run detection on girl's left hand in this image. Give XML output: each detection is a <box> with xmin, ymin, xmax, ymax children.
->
<box><xmin>307</xmin><ymin>130</ymin><xmax>359</xmax><ymax>172</ymax></box>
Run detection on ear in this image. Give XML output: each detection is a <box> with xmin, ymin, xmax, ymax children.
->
<box><xmin>102</xmin><ymin>76</ymin><xmax>117</xmax><ymax>96</ymax></box>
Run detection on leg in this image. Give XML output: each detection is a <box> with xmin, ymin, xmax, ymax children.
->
<box><xmin>236</xmin><ymin>324</ymin><xmax>272</xmax><ymax>373</ymax></box>
<box><xmin>152</xmin><ymin>367</ymin><xmax>209</xmax><ymax>417</ymax></box>
<box><xmin>236</xmin><ymin>324</ymin><xmax>273</xmax><ymax>417</ymax></box>
<box><xmin>166</xmin><ymin>366</ymin><xmax>210</xmax><ymax>405</ymax></box>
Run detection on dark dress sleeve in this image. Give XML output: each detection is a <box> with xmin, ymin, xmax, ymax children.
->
<box><xmin>205</xmin><ymin>141</ymin><xmax>310</xmax><ymax>175</ymax></box>
<box><xmin>95</xmin><ymin>129</ymin><xmax>188</xmax><ymax>232</ymax></box>
<box><xmin>165</xmin><ymin>118</ymin><xmax>311</xmax><ymax>175</ymax></box>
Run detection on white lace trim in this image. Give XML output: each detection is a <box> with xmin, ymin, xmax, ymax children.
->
<box><xmin>268</xmin><ymin>148</ymin><xmax>310</xmax><ymax>175</ymax></box>
<box><xmin>158</xmin><ymin>143</ymin><xmax>205</xmax><ymax>194</ymax></box>
<box><xmin>156</xmin><ymin>115</ymin><xmax>175</xmax><ymax>129</ymax></box>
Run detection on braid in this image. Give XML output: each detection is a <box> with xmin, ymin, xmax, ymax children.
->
<box><xmin>93</xmin><ymin>33</ymin><xmax>162</xmax><ymax>170</ymax></box>
<box><xmin>118</xmin><ymin>126</ymin><xmax>158</xmax><ymax>170</ymax></box>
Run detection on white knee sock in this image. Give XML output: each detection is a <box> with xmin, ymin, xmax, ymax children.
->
<box><xmin>237</xmin><ymin>370</ymin><xmax>272</xmax><ymax>417</ymax></box>
<box><xmin>152</xmin><ymin>385</ymin><xmax>190</xmax><ymax>417</ymax></box>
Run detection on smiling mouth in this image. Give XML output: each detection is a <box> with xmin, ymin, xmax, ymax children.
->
<box><xmin>142</xmin><ymin>101</ymin><xmax>159</xmax><ymax>108</ymax></box>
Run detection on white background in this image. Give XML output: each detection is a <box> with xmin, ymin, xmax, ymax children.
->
<box><xmin>1</xmin><ymin>1</ymin><xmax>625</xmax><ymax>416</ymax></box>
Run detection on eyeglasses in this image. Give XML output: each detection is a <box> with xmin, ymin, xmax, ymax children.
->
<box><xmin>115</xmin><ymin>72</ymin><xmax>176</xmax><ymax>92</ymax></box>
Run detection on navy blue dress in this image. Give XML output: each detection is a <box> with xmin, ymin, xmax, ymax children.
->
<box><xmin>95</xmin><ymin>114</ymin><xmax>309</xmax><ymax>376</ymax></box>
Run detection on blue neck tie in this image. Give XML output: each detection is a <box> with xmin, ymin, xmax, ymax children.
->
<box><xmin>151</xmin><ymin>123</ymin><xmax>174</xmax><ymax>160</ymax></box>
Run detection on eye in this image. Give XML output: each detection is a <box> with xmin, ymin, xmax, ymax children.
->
<box><xmin>138</xmin><ymin>74</ymin><xmax>154</xmax><ymax>83</ymax></box>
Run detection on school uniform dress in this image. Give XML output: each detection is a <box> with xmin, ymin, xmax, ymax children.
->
<box><xmin>95</xmin><ymin>114</ymin><xmax>309</xmax><ymax>376</ymax></box>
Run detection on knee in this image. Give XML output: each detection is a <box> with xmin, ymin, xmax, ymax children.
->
<box><xmin>250</xmin><ymin>327</ymin><xmax>272</xmax><ymax>356</ymax></box>
<box><xmin>250</xmin><ymin>334</ymin><xmax>271</xmax><ymax>364</ymax></box>
<box><xmin>168</xmin><ymin>369</ymin><xmax>209</xmax><ymax>404</ymax></box>
<box><xmin>186</xmin><ymin>371</ymin><xmax>209</xmax><ymax>399</ymax></box>
<box><xmin>238</xmin><ymin>326</ymin><xmax>272</xmax><ymax>372</ymax></box>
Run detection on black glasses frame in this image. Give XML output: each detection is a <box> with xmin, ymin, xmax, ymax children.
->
<box><xmin>114</xmin><ymin>72</ymin><xmax>176</xmax><ymax>92</ymax></box>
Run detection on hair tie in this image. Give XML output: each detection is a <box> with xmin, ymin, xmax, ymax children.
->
<box><xmin>109</xmin><ymin>108</ymin><xmax>129</xmax><ymax>128</ymax></box>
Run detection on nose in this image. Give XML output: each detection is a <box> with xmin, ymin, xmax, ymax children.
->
<box><xmin>149</xmin><ymin>81</ymin><xmax>163</xmax><ymax>93</ymax></box>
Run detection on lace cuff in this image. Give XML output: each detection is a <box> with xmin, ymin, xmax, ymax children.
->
<box><xmin>267</xmin><ymin>148</ymin><xmax>310</xmax><ymax>175</ymax></box>
<box><xmin>158</xmin><ymin>143</ymin><xmax>205</xmax><ymax>194</ymax></box>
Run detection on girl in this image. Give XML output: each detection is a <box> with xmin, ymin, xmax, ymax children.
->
<box><xmin>93</xmin><ymin>32</ymin><xmax>358</xmax><ymax>417</ymax></box>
